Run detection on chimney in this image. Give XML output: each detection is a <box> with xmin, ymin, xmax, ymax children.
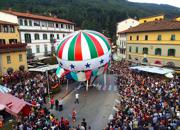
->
<box><xmin>26</xmin><ymin>10</ymin><xmax>30</xmax><ymax>14</ymax></box>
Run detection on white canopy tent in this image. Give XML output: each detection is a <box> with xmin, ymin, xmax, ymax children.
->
<box><xmin>28</xmin><ymin>64</ymin><xmax>58</xmax><ymax>72</ymax></box>
<box><xmin>130</xmin><ymin>66</ymin><xmax>174</xmax><ymax>75</ymax></box>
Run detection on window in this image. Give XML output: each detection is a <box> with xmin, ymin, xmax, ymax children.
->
<box><xmin>24</xmin><ymin>19</ymin><xmax>28</xmax><ymax>26</ymax></box>
<box><xmin>155</xmin><ymin>48</ymin><xmax>161</xmax><ymax>55</ymax></box>
<box><xmin>3</xmin><ymin>25</ymin><xmax>8</xmax><ymax>32</ymax></box>
<box><xmin>34</xmin><ymin>34</ymin><xmax>40</xmax><ymax>40</ymax></box>
<box><xmin>50</xmin><ymin>34</ymin><xmax>54</xmax><ymax>43</ymax></box>
<box><xmin>19</xmin><ymin>54</ymin><xmax>23</xmax><ymax>62</ymax></box>
<box><xmin>57</xmin><ymin>34</ymin><xmax>59</xmax><ymax>39</ymax></box>
<box><xmin>157</xmin><ymin>35</ymin><xmax>162</xmax><ymax>41</ymax></box>
<box><xmin>129</xmin><ymin>46</ymin><xmax>132</xmax><ymax>52</ymax></box>
<box><xmin>61</xmin><ymin>24</ymin><xmax>63</xmax><ymax>28</ymax></box>
<box><xmin>7</xmin><ymin>56</ymin><xmax>11</xmax><ymax>64</ymax></box>
<box><xmin>136</xmin><ymin>35</ymin><xmax>139</xmax><ymax>41</ymax></box>
<box><xmin>34</xmin><ymin>20</ymin><xmax>40</xmax><ymax>26</ymax></box>
<box><xmin>42</xmin><ymin>22</ymin><xmax>47</xmax><ymax>27</ymax></box>
<box><xmin>56</xmin><ymin>23</ymin><xmax>59</xmax><ymax>28</ymax></box>
<box><xmin>19</xmin><ymin>19</ymin><xmax>23</xmax><ymax>25</ymax></box>
<box><xmin>129</xmin><ymin>55</ymin><xmax>131</xmax><ymax>59</ymax></box>
<box><xmin>44</xmin><ymin>45</ymin><xmax>48</xmax><ymax>53</ymax></box>
<box><xmin>9</xmin><ymin>39</ymin><xmax>17</xmax><ymax>44</ymax></box>
<box><xmin>0</xmin><ymin>39</ymin><xmax>5</xmax><ymax>44</ymax></box>
<box><xmin>63</xmin><ymin>34</ymin><xmax>65</xmax><ymax>37</ymax></box>
<box><xmin>136</xmin><ymin>47</ymin><xmax>138</xmax><ymax>53</ymax></box>
<box><xmin>130</xmin><ymin>36</ymin><xmax>132</xmax><ymax>40</ymax></box>
<box><xmin>36</xmin><ymin>45</ymin><xmax>40</xmax><ymax>53</ymax></box>
<box><xmin>9</xmin><ymin>26</ymin><xmax>15</xmax><ymax>33</ymax></box>
<box><xmin>144</xmin><ymin>20</ymin><xmax>147</xmax><ymax>23</ymax></box>
<box><xmin>145</xmin><ymin>35</ymin><xmax>148</xmax><ymax>40</ymax></box>
<box><xmin>171</xmin><ymin>34</ymin><xmax>175</xmax><ymax>41</ymax></box>
<box><xmin>43</xmin><ymin>34</ymin><xmax>47</xmax><ymax>40</ymax></box>
<box><xmin>48</xmin><ymin>22</ymin><xmax>54</xmax><ymax>27</ymax></box>
<box><xmin>143</xmin><ymin>47</ymin><xmax>148</xmax><ymax>54</ymax></box>
<box><xmin>168</xmin><ymin>49</ymin><xmax>175</xmax><ymax>56</ymax></box>
<box><xmin>29</xmin><ymin>20</ymin><xmax>32</xmax><ymax>26</ymax></box>
<box><xmin>24</xmin><ymin>33</ymin><xmax>31</xmax><ymax>43</ymax></box>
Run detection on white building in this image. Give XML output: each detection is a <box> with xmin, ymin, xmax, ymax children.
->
<box><xmin>0</xmin><ymin>10</ymin><xmax>75</xmax><ymax>59</ymax></box>
<box><xmin>116</xmin><ymin>18</ymin><xmax>139</xmax><ymax>59</ymax></box>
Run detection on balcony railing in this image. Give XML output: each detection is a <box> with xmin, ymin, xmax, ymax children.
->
<box><xmin>0</xmin><ymin>43</ymin><xmax>27</xmax><ymax>53</ymax></box>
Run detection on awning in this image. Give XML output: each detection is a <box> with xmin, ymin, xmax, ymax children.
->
<box><xmin>130</xmin><ymin>66</ymin><xmax>174</xmax><ymax>75</ymax></box>
<box><xmin>0</xmin><ymin>92</ymin><xmax>32</xmax><ymax>117</ymax></box>
<box><xmin>29</xmin><ymin>64</ymin><xmax>58</xmax><ymax>72</ymax></box>
<box><xmin>0</xmin><ymin>85</ymin><xmax>11</xmax><ymax>93</ymax></box>
<box><xmin>37</xmin><ymin>56</ymin><xmax>50</xmax><ymax>60</ymax></box>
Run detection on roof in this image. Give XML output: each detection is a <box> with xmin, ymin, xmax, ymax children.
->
<box><xmin>0</xmin><ymin>92</ymin><xmax>32</xmax><ymax>116</ymax></box>
<box><xmin>120</xmin><ymin>20</ymin><xmax>180</xmax><ymax>33</ymax></box>
<box><xmin>0</xmin><ymin>20</ymin><xmax>18</xmax><ymax>25</ymax></box>
<box><xmin>130</xmin><ymin>66</ymin><xmax>174</xmax><ymax>75</ymax></box>
<box><xmin>2</xmin><ymin>10</ymin><xmax>74</xmax><ymax>24</ymax></box>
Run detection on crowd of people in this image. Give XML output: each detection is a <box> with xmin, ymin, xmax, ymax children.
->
<box><xmin>104</xmin><ymin>61</ymin><xmax>180</xmax><ymax>130</ymax></box>
<box><xmin>2</xmin><ymin>71</ymin><xmax>89</xmax><ymax>130</ymax></box>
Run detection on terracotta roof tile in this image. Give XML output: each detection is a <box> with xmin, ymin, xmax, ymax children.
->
<box><xmin>2</xmin><ymin>10</ymin><xmax>74</xmax><ymax>24</ymax></box>
<box><xmin>120</xmin><ymin>20</ymin><xmax>180</xmax><ymax>33</ymax></box>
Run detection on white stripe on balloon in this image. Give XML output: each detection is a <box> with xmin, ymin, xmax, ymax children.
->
<box><xmin>81</xmin><ymin>32</ymin><xmax>91</xmax><ymax>60</ymax></box>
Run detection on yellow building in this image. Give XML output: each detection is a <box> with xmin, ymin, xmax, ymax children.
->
<box><xmin>176</xmin><ymin>17</ymin><xmax>180</xmax><ymax>21</ymax></box>
<box><xmin>0</xmin><ymin>20</ymin><xmax>27</xmax><ymax>76</ymax></box>
<box><xmin>122</xmin><ymin>20</ymin><xmax>180</xmax><ymax>67</ymax></box>
<box><xmin>139</xmin><ymin>15</ymin><xmax>164</xmax><ymax>24</ymax></box>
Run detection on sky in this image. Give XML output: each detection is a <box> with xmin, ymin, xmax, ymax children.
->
<box><xmin>128</xmin><ymin>0</ymin><xmax>180</xmax><ymax>8</ymax></box>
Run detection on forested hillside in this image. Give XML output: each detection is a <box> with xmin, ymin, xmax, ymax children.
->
<box><xmin>0</xmin><ymin>0</ymin><xmax>180</xmax><ymax>40</ymax></box>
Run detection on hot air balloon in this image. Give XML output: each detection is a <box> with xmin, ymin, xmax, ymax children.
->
<box><xmin>55</xmin><ymin>30</ymin><xmax>111</xmax><ymax>90</ymax></box>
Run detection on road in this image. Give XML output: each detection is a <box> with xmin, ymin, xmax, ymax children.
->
<box><xmin>51</xmin><ymin>87</ymin><xmax>117</xmax><ymax>129</ymax></box>
<box><xmin>49</xmin><ymin>74</ymin><xmax>118</xmax><ymax>129</ymax></box>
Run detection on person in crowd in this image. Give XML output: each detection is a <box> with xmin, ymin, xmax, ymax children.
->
<box><xmin>59</xmin><ymin>98</ymin><xmax>63</xmax><ymax>111</ymax></box>
<box><xmin>75</xmin><ymin>93</ymin><xmax>79</xmax><ymax>104</ymax></box>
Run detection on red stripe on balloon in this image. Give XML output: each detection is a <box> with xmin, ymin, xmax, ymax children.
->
<box><xmin>58</xmin><ymin>36</ymin><xmax>72</xmax><ymax>58</ymax></box>
<box><xmin>75</xmin><ymin>33</ymin><xmax>83</xmax><ymax>60</ymax></box>
<box><xmin>87</xmin><ymin>33</ymin><xmax>104</xmax><ymax>56</ymax></box>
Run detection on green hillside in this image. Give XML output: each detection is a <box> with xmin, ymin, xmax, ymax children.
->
<box><xmin>0</xmin><ymin>0</ymin><xmax>180</xmax><ymax>40</ymax></box>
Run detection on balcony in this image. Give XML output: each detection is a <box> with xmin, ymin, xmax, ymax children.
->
<box><xmin>0</xmin><ymin>43</ymin><xmax>27</xmax><ymax>54</ymax></box>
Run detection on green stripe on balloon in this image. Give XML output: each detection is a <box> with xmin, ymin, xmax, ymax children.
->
<box><xmin>82</xmin><ymin>32</ymin><xmax>98</xmax><ymax>59</ymax></box>
<box><xmin>90</xmin><ymin>32</ymin><xmax>111</xmax><ymax>51</ymax></box>
<box><xmin>56</xmin><ymin>38</ymin><xmax>66</xmax><ymax>56</ymax></box>
<box><xmin>68</xmin><ymin>34</ymin><xmax>78</xmax><ymax>61</ymax></box>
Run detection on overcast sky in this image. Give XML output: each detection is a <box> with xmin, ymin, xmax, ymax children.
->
<box><xmin>128</xmin><ymin>0</ymin><xmax>180</xmax><ymax>8</ymax></box>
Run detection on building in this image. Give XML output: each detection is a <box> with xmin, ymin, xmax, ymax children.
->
<box><xmin>139</xmin><ymin>15</ymin><xmax>164</xmax><ymax>24</ymax></box>
<box><xmin>123</xmin><ymin>20</ymin><xmax>180</xmax><ymax>67</ymax></box>
<box><xmin>0</xmin><ymin>10</ymin><xmax>75</xmax><ymax>59</ymax></box>
<box><xmin>116</xmin><ymin>18</ymin><xmax>139</xmax><ymax>59</ymax></box>
<box><xmin>176</xmin><ymin>17</ymin><xmax>180</xmax><ymax>21</ymax></box>
<box><xmin>0</xmin><ymin>20</ymin><xmax>27</xmax><ymax>76</ymax></box>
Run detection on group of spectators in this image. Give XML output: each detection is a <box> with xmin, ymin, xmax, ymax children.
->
<box><xmin>2</xmin><ymin>71</ymin><xmax>89</xmax><ymax>130</ymax></box>
<box><xmin>105</xmin><ymin>61</ymin><xmax>180</xmax><ymax>130</ymax></box>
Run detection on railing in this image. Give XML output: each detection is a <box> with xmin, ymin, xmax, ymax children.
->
<box><xmin>0</xmin><ymin>43</ymin><xmax>27</xmax><ymax>53</ymax></box>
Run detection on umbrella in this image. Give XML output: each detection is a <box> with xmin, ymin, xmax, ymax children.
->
<box><xmin>165</xmin><ymin>73</ymin><xmax>174</xmax><ymax>78</ymax></box>
<box><xmin>0</xmin><ymin>85</ymin><xmax>11</xmax><ymax>93</ymax></box>
<box><xmin>0</xmin><ymin>104</ymin><xmax>5</xmax><ymax>111</ymax></box>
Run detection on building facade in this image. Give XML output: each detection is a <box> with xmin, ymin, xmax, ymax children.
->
<box><xmin>116</xmin><ymin>18</ymin><xmax>139</xmax><ymax>59</ymax></box>
<box><xmin>0</xmin><ymin>10</ymin><xmax>75</xmax><ymax>59</ymax></box>
<box><xmin>124</xmin><ymin>20</ymin><xmax>180</xmax><ymax>67</ymax></box>
<box><xmin>0</xmin><ymin>20</ymin><xmax>27</xmax><ymax>76</ymax></box>
<box><xmin>139</xmin><ymin>15</ymin><xmax>164</xmax><ymax>24</ymax></box>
